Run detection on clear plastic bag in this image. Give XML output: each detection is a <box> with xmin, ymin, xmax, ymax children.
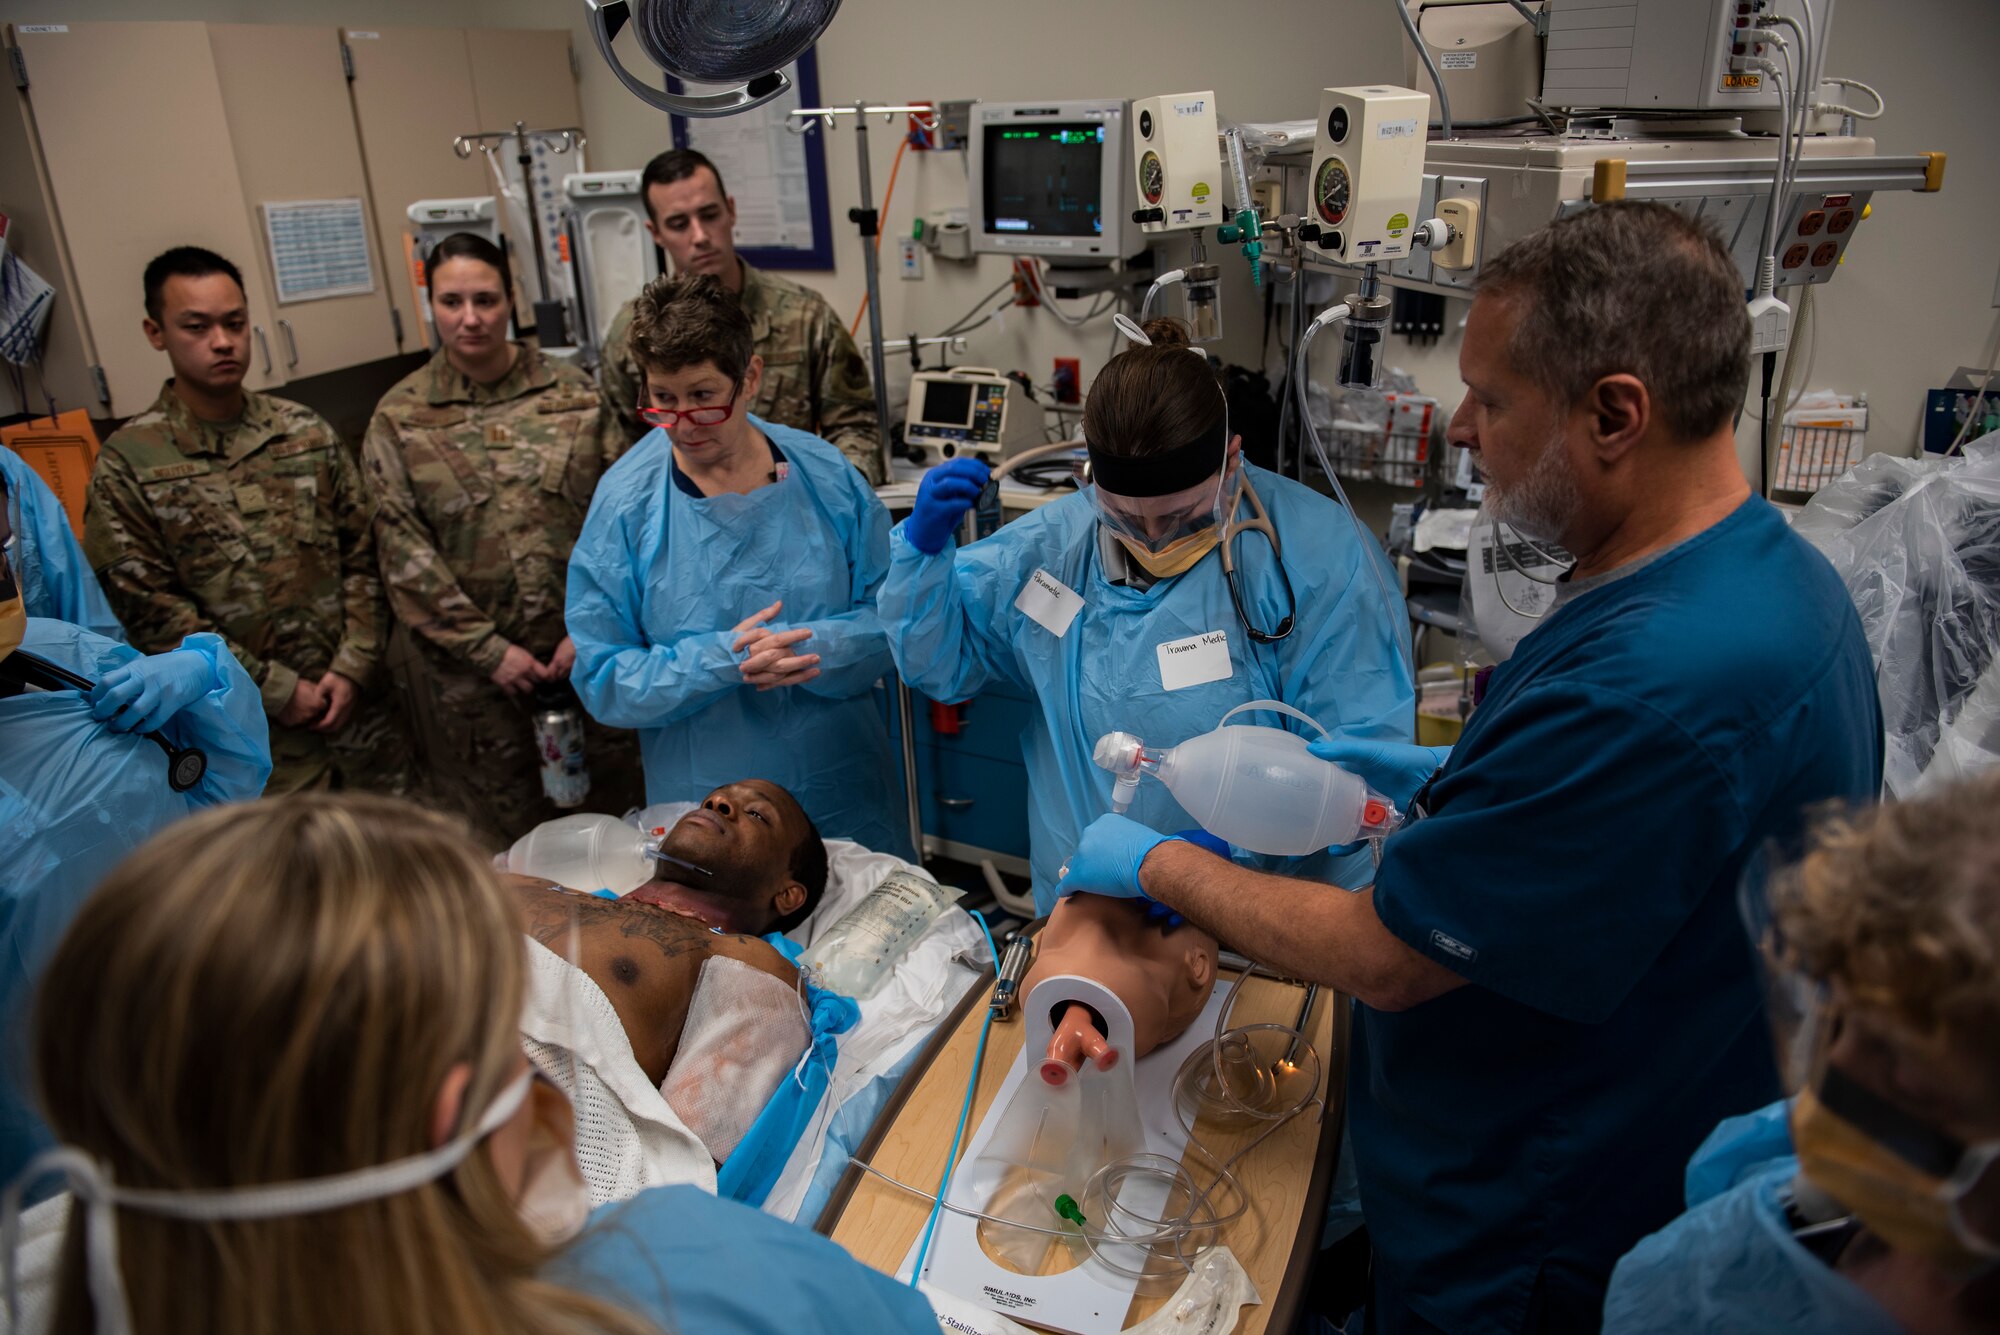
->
<box><xmin>1794</xmin><ymin>434</ymin><xmax>2000</xmax><ymax>796</ymax></box>
<box><xmin>797</xmin><ymin>871</ymin><xmax>963</xmax><ymax>1000</ymax></box>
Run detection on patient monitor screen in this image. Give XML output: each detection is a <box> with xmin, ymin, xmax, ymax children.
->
<box><xmin>916</xmin><ymin>379</ymin><xmax>975</xmax><ymax>428</ymax></box>
<box><xmin>983</xmin><ymin>122</ymin><xmax>1106</xmax><ymax>238</ymax></box>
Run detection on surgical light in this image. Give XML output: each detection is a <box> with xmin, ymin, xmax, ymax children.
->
<box><xmin>584</xmin><ymin>0</ymin><xmax>844</xmax><ymax>118</ymax></box>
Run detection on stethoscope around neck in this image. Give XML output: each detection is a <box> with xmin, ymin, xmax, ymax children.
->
<box><xmin>1218</xmin><ymin>470</ymin><xmax>1295</xmax><ymax>644</ymax></box>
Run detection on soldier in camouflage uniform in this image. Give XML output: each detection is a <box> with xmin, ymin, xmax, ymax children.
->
<box><xmin>363</xmin><ymin>233</ymin><xmax>642</xmax><ymax>850</ymax></box>
<box><xmin>84</xmin><ymin>246</ymin><xmax>412</xmax><ymax>796</ymax></box>
<box><xmin>597</xmin><ymin>147</ymin><xmax>884</xmax><ymax>483</ymax></box>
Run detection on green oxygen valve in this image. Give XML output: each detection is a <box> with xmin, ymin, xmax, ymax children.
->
<box><xmin>1216</xmin><ymin>208</ymin><xmax>1265</xmax><ymax>287</ymax></box>
<box><xmin>1054</xmin><ymin>1193</ymin><xmax>1087</xmax><ymax>1227</ymax></box>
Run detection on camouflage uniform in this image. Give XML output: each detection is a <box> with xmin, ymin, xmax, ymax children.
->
<box><xmin>600</xmin><ymin>259</ymin><xmax>885</xmax><ymax>484</ymax></box>
<box><xmin>363</xmin><ymin>343</ymin><xmax>643</xmax><ymax>849</ymax></box>
<box><xmin>84</xmin><ymin>383</ymin><xmax>413</xmax><ymax>796</ymax></box>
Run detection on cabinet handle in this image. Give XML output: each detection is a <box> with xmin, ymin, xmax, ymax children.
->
<box><xmin>277</xmin><ymin>318</ymin><xmax>299</xmax><ymax>369</ymax></box>
<box><xmin>254</xmin><ymin>326</ymin><xmax>272</xmax><ymax>375</ymax></box>
<box><xmin>939</xmin><ymin>796</ymin><xmax>975</xmax><ymax>810</ymax></box>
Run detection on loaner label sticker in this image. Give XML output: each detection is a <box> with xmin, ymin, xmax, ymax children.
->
<box><xmin>1014</xmin><ymin>568</ymin><xmax>1084</xmax><ymax>638</ymax></box>
<box><xmin>1379</xmin><ymin>119</ymin><xmax>1421</xmax><ymax>139</ymax></box>
<box><xmin>1157</xmin><ymin>629</ymin><xmax>1232</xmax><ymax>692</ymax></box>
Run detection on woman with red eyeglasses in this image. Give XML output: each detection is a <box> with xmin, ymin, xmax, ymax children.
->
<box><xmin>363</xmin><ymin>232</ymin><xmax>643</xmax><ymax>848</ymax></box>
<box><xmin>565</xmin><ymin>273</ymin><xmax>910</xmax><ymax>860</ymax></box>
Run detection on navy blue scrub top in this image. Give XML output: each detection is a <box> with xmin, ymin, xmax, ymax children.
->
<box><xmin>1353</xmin><ymin>498</ymin><xmax>1882</xmax><ymax>1335</ymax></box>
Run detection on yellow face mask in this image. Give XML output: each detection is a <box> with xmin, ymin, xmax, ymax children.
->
<box><xmin>1115</xmin><ymin>527</ymin><xmax>1221</xmax><ymax>579</ymax></box>
<box><xmin>1792</xmin><ymin>1082</ymin><xmax>2000</xmax><ymax>1275</ymax></box>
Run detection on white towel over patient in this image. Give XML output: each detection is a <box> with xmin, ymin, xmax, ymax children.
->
<box><xmin>519</xmin><ymin>936</ymin><xmax>718</xmax><ymax>1204</ymax></box>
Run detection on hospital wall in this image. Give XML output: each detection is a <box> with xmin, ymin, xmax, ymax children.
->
<box><xmin>21</xmin><ymin>0</ymin><xmax>2000</xmax><ymax>476</ymax></box>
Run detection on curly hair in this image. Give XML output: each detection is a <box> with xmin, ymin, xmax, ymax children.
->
<box><xmin>1772</xmin><ymin>770</ymin><xmax>2000</xmax><ymax>1043</ymax></box>
<box><xmin>627</xmin><ymin>271</ymin><xmax>753</xmax><ymax>382</ymax></box>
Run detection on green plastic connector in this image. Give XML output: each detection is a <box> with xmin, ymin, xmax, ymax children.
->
<box><xmin>1217</xmin><ymin>208</ymin><xmax>1265</xmax><ymax>287</ymax></box>
<box><xmin>1054</xmin><ymin>1193</ymin><xmax>1086</xmax><ymax>1227</ymax></box>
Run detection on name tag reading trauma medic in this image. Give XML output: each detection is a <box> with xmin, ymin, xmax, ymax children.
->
<box><xmin>1014</xmin><ymin>568</ymin><xmax>1085</xmax><ymax>637</ymax></box>
<box><xmin>1157</xmin><ymin>629</ymin><xmax>1233</xmax><ymax>691</ymax></box>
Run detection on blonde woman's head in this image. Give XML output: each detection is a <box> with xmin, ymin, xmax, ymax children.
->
<box><xmin>33</xmin><ymin>793</ymin><xmax>653</xmax><ymax>1335</ymax></box>
<box><xmin>1772</xmin><ymin>771</ymin><xmax>2000</xmax><ymax>1128</ymax></box>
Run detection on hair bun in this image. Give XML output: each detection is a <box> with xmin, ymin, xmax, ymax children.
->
<box><xmin>1139</xmin><ymin>316</ymin><xmax>1193</xmax><ymax>349</ymax></box>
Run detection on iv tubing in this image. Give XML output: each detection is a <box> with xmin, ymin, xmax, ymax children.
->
<box><xmin>908</xmin><ymin>909</ymin><xmax>1002</xmax><ymax>1287</ymax></box>
<box><xmin>1293</xmin><ymin>301</ymin><xmax>1418</xmax><ymax>685</ymax></box>
<box><xmin>1141</xmin><ymin>270</ymin><xmax>1188</xmax><ymax>324</ymax></box>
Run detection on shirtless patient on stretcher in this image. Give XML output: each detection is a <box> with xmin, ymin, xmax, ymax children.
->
<box><xmin>505</xmin><ymin>779</ymin><xmax>829</xmax><ymax>1086</ymax></box>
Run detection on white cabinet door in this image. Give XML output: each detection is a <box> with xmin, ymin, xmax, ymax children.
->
<box><xmin>10</xmin><ymin>21</ymin><xmax>285</xmax><ymax>415</ymax></box>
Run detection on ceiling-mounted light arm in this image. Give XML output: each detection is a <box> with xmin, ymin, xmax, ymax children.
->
<box><xmin>584</xmin><ymin>0</ymin><xmax>842</xmax><ymax>119</ymax></box>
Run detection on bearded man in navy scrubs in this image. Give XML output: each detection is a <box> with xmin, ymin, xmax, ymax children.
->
<box><xmin>1052</xmin><ymin>202</ymin><xmax>1884</xmax><ymax>1333</ymax></box>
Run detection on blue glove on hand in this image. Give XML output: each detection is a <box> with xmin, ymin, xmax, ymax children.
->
<box><xmin>88</xmin><ymin>648</ymin><xmax>216</xmax><ymax>735</ymax></box>
<box><xmin>1142</xmin><ymin>829</ymin><xmax>1232</xmax><ymax>928</ymax></box>
<box><xmin>1055</xmin><ymin>813</ymin><xmax>1175</xmax><ymax>901</ymax></box>
<box><xmin>1308</xmin><ymin>736</ymin><xmax>1451</xmax><ymax>810</ymax></box>
<box><xmin>904</xmin><ymin>457</ymin><xmax>992</xmax><ymax>555</ymax></box>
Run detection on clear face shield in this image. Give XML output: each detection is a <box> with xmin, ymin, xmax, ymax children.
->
<box><xmin>1085</xmin><ymin>402</ymin><xmax>1235</xmax><ymax>577</ymax></box>
<box><xmin>1740</xmin><ymin>848</ymin><xmax>2000</xmax><ymax>1272</ymax></box>
<box><xmin>1086</xmin><ymin>465</ymin><xmax>1234</xmax><ymax>555</ymax></box>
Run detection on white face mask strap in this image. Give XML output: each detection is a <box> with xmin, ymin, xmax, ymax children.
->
<box><xmin>1111</xmin><ymin>314</ymin><xmax>1151</xmax><ymax>347</ymax></box>
<box><xmin>3</xmin><ymin>1070</ymin><xmax>533</xmax><ymax>1335</ymax></box>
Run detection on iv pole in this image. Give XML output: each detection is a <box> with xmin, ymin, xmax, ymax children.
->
<box><xmin>454</xmin><ymin>121</ymin><xmax>587</xmax><ymax>346</ymax></box>
<box><xmin>787</xmin><ymin>100</ymin><xmax>941</xmax><ymax>864</ymax></box>
<box><xmin>786</xmin><ymin>101</ymin><xmax>938</xmax><ymax>483</ymax></box>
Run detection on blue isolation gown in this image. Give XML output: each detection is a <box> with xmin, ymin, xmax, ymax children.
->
<box><xmin>879</xmin><ymin>462</ymin><xmax>1414</xmax><ymax>909</ymax></box>
<box><xmin>555</xmin><ymin>1183</ymin><xmax>938</xmax><ymax>1334</ymax></box>
<box><xmin>1</xmin><ymin>448</ymin><xmax>123</xmax><ymax>640</ymax></box>
<box><xmin>567</xmin><ymin>418</ymin><xmax>910</xmax><ymax>858</ymax></box>
<box><xmin>1603</xmin><ymin>1101</ymin><xmax>1904</xmax><ymax>1335</ymax></box>
<box><xmin>0</xmin><ymin>619</ymin><xmax>271</xmax><ymax>1189</ymax></box>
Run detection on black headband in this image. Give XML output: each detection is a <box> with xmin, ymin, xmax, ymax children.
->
<box><xmin>1087</xmin><ymin>414</ymin><xmax>1228</xmax><ymax>497</ymax></box>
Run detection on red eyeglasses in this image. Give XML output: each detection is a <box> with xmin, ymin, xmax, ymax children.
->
<box><xmin>639</xmin><ymin>385</ymin><xmax>740</xmax><ymax>429</ymax></box>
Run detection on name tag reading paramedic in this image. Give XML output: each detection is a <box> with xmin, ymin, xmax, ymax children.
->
<box><xmin>1157</xmin><ymin>629</ymin><xmax>1232</xmax><ymax>692</ymax></box>
<box><xmin>1014</xmin><ymin>569</ymin><xmax>1084</xmax><ymax>638</ymax></box>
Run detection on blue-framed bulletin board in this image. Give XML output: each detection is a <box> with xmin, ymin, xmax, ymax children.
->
<box><xmin>668</xmin><ymin>47</ymin><xmax>836</xmax><ymax>271</ymax></box>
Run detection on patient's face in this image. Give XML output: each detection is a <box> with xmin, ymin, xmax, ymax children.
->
<box><xmin>658</xmin><ymin>780</ymin><xmax>803</xmax><ymax>879</ymax></box>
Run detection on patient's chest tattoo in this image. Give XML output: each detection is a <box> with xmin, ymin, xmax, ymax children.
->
<box><xmin>520</xmin><ymin>885</ymin><xmax>712</xmax><ymax>966</ymax></box>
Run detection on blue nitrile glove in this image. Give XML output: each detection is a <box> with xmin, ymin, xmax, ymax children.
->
<box><xmin>1056</xmin><ymin>813</ymin><xmax>1182</xmax><ymax>901</ymax></box>
<box><xmin>88</xmin><ymin>648</ymin><xmax>217</xmax><ymax>735</ymax></box>
<box><xmin>904</xmin><ymin>456</ymin><xmax>992</xmax><ymax>555</ymax></box>
<box><xmin>1142</xmin><ymin>829</ymin><xmax>1232</xmax><ymax>927</ymax></box>
<box><xmin>1308</xmin><ymin>736</ymin><xmax>1451</xmax><ymax>811</ymax></box>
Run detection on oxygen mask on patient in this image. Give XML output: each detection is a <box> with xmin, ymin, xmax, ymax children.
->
<box><xmin>658</xmin><ymin>956</ymin><xmax>813</xmax><ymax>1164</ymax></box>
